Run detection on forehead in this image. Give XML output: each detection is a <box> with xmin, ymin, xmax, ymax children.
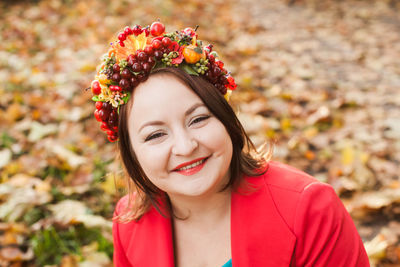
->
<box><xmin>132</xmin><ymin>73</ymin><xmax>201</xmax><ymax>106</ymax></box>
<box><xmin>129</xmin><ymin>74</ymin><xmax>203</xmax><ymax>124</ymax></box>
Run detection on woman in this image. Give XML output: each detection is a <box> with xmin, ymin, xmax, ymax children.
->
<box><xmin>89</xmin><ymin>21</ymin><xmax>369</xmax><ymax>266</ymax></box>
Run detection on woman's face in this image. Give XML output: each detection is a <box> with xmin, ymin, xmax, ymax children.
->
<box><xmin>128</xmin><ymin>74</ymin><xmax>233</xmax><ymax>199</ymax></box>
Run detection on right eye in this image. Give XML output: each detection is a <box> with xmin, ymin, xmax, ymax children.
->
<box><xmin>145</xmin><ymin>132</ymin><xmax>165</xmax><ymax>142</ymax></box>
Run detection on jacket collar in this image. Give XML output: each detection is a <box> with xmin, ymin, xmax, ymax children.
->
<box><xmin>231</xmin><ymin>176</ymin><xmax>296</xmax><ymax>266</ymax></box>
<box><xmin>129</xmin><ymin>175</ymin><xmax>296</xmax><ymax>266</ymax></box>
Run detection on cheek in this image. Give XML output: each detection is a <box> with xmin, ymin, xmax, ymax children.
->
<box><xmin>132</xmin><ymin>143</ymin><xmax>170</xmax><ymax>178</ymax></box>
<box><xmin>200</xmin><ymin>121</ymin><xmax>233</xmax><ymax>158</ymax></box>
<box><xmin>128</xmin><ymin>132</ymin><xmax>158</xmax><ymax>177</ymax></box>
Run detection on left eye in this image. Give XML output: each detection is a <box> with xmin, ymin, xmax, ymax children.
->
<box><xmin>145</xmin><ymin>132</ymin><xmax>165</xmax><ymax>142</ymax></box>
<box><xmin>190</xmin><ymin>115</ymin><xmax>210</xmax><ymax>125</ymax></box>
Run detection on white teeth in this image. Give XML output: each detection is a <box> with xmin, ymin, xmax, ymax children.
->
<box><xmin>176</xmin><ymin>159</ymin><xmax>206</xmax><ymax>171</ymax></box>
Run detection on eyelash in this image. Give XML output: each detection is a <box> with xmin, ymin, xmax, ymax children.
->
<box><xmin>190</xmin><ymin>115</ymin><xmax>210</xmax><ymax>125</ymax></box>
<box><xmin>145</xmin><ymin>132</ymin><xmax>165</xmax><ymax>142</ymax></box>
<box><xmin>144</xmin><ymin>115</ymin><xmax>211</xmax><ymax>142</ymax></box>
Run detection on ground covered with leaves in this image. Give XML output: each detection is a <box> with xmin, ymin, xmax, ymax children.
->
<box><xmin>0</xmin><ymin>0</ymin><xmax>399</xmax><ymax>266</ymax></box>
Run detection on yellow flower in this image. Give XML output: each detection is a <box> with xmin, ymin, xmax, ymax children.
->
<box><xmin>224</xmin><ymin>90</ymin><xmax>232</xmax><ymax>101</ymax></box>
<box><xmin>95</xmin><ymin>74</ymin><xmax>110</xmax><ymax>85</ymax></box>
<box><xmin>111</xmin><ymin>32</ymin><xmax>148</xmax><ymax>61</ymax></box>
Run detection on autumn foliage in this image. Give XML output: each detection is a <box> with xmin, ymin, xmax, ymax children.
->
<box><xmin>0</xmin><ymin>0</ymin><xmax>399</xmax><ymax>266</ymax></box>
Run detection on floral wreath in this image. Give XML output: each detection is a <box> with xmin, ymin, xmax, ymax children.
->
<box><xmin>90</xmin><ymin>21</ymin><xmax>237</xmax><ymax>142</ymax></box>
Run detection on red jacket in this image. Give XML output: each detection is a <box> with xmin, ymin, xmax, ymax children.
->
<box><xmin>113</xmin><ymin>161</ymin><xmax>370</xmax><ymax>266</ymax></box>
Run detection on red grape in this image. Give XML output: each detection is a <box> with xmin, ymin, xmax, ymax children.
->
<box><xmin>113</xmin><ymin>64</ymin><xmax>120</xmax><ymax>72</ymax></box>
<box><xmin>118</xmin><ymin>32</ymin><xmax>126</xmax><ymax>41</ymax></box>
<box><xmin>162</xmin><ymin>37</ymin><xmax>171</xmax><ymax>47</ymax></box>
<box><xmin>91</xmin><ymin>81</ymin><xmax>101</xmax><ymax>95</ymax></box>
<box><xmin>144</xmin><ymin>46</ymin><xmax>154</xmax><ymax>55</ymax></box>
<box><xmin>132</xmin><ymin>62</ymin><xmax>142</xmax><ymax>72</ymax></box>
<box><xmin>110</xmin><ymin>85</ymin><xmax>122</xmax><ymax>92</ymax></box>
<box><xmin>124</xmin><ymin>26</ymin><xmax>132</xmax><ymax>36</ymax></box>
<box><xmin>119</xmin><ymin>79</ymin><xmax>130</xmax><ymax>89</ymax></box>
<box><xmin>142</xmin><ymin>62</ymin><xmax>151</xmax><ymax>73</ymax></box>
<box><xmin>101</xmin><ymin>122</ymin><xmax>109</xmax><ymax>131</ymax></box>
<box><xmin>94</xmin><ymin>110</ymin><xmax>102</xmax><ymax>122</ymax></box>
<box><xmin>99</xmin><ymin>109</ymin><xmax>110</xmax><ymax>121</ymax></box>
<box><xmin>108</xmin><ymin>135</ymin><xmax>118</xmax><ymax>142</ymax></box>
<box><xmin>121</xmin><ymin>68</ymin><xmax>132</xmax><ymax>79</ymax></box>
<box><xmin>95</xmin><ymin>101</ymin><xmax>103</xmax><ymax>110</ymax></box>
<box><xmin>143</xmin><ymin>27</ymin><xmax>150</xmax><ymax>37</ymax></box>
<box><xmin>150</xmin><ymin>21</ymin><xmax>165</xmax><ymax>37</ymax></box>
<box><xmin>154</xmin><ymin>50</ymin><xmax>163</xmax><ymax>60</ymax></box>
<box><xmin>137</xmin><ymin>52</ymin><xmax>148</xmax><ymax>62</ymax></box>
<box><xmin>130</xmin><ymin>77</ymin><xmax>139</xmax><ymax>87</ymax></box>
<box><xmin>152</xmin><ymin>39</ymin><xmax>162</xmax><ymax>50</ymax></box>
<box><xmin>112</xmin><ymin>73</ymin><xmax>121</xmax><ymax>82</ymax></box>
<box><xmin>132</xmin><ymin>25</ymin><xmax>142</xmax><ymax>36</ymax></box>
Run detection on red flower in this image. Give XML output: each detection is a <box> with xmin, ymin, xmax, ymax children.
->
<box><xmin>169</xmin><ymin>42</ymin><xmax>184</xmax><ymax>64</ymax></box>
<box><xmin>168</xmin><ymin>41</ymin><xmax>179</xmax><ymax>51</ymax></box>
<box><xmin>204</xmin><ymin>44</ymin><xmax>213</xmax><ymax>53</ymax></box>
<box><xmin>226</xmin><ymin>75</ymin><xmax>237</xmax><ymax>90</ymax></box>
<box><xmin>215</xmin><ymin>60</ymin><xmax>224</xmax><ymax>69</ymax></box>
<box><xmin>182</xmin><ymin>27</ymin><xmax>197</xmax><ymax>38</ymax></box>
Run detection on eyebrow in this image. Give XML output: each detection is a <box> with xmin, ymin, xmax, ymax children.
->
<box><xmin>185</xmin><ymin>102</ymin><xmax>205</xmax><ymax>116</ymax></box>
<box><xmin>138</xmin><ymin>102</ymin><xmax>205</xmax><ymax>132</ymax></box>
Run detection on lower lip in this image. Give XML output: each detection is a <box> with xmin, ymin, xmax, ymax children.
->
<box><xmin>174</xmin><ymin>158</ymin><xmax>208</xmax><ymax>176</ymax></box>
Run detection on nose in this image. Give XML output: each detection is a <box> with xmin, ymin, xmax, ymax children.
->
<box><xmin>171</xmin><ymin>130</ymin><xmax>198</xmax><ymax>156</ymax></box>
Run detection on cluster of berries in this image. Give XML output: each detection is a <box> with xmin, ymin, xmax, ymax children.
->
<box><xmin>107</xmin><ymin>50</ymin><xmax>155</xmax><ymax>91</ymax></box>
<box><xmin>203</xmin><ymin>51</ymin><xmax>233</xmax><ymax>95</ymax></box>
<box><xmin>90</xmin><ymin>21</ymin><xmax>237</xmax><ymax>142</ymax></box>
<box><xmin>93</xmin><ymin>101</ymin><xmax>119</xmax><ymax>142</ymax></box>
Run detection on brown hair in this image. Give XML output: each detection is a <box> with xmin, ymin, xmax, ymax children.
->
<box><xmin>115</xmin><ymin>67</ymin><xmax>270</xmax><ymax>222</ymax></box>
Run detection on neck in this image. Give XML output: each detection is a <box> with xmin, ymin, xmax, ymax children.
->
<box><xmin>168</xmin><ymin>187</ymin><xmax>232</xmax><ymax>225</ymax></box>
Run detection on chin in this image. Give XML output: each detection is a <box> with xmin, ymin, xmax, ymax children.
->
<box><xmin>176</xmin><ymin>176</ymin><xmax>228</xmax><ymax>198</ymax></box>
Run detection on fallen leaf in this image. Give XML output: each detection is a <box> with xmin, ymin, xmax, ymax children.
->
<box><xmin>365</xmin><ymin>234</ymin><xmax>389</xmax><ymax>262</ymax></box>
<box><xmin>48</xmin><ymin>200</ymin><xmax>112</xmax><ymax>230</ymax></box>
<box><xmin>0</xmin><ymin>149</ymin><xmax>12</xmax><ymax>169</ymax></box>
<box><xmin>28</xmin><ymin>121</ymin><xmax>58</xmax><ymax>142</ymax></box>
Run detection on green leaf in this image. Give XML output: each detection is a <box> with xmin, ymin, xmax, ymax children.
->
<box><xmin>210</xmin><ymin>51</ymin><xmax>219</xmax><ymax>58</ymax></box>
<box><xmin>154</xmin><ymin>61</ymin><xmax>167</xmax><ymax>69</ymax></box>
<box><xmin>0</xmin><ymin>132</ymin><xmax>16</xmax><ymax>149</ymax></box>
<box><xmin>181</xmin><ymin>63</ymin><xmax>199</xmax><ymax>76</ymax></box>
<box><xmin>122</xmin><ymin>92</ymin><xmax>131</xmax><ymax>103</ymax></box>
<box><xmin>91</xmin><ymin>95</ymin><xmax>101</xmax><ymax>102</ymax></box>
<box><xmin>194</xmin><ymin>46</ymin><xmax>203</xmax><ymax>54</ymax></box>
<box><xmin>31</xmin><ymin>225</ymin><xmax>113</xmax><ymax>266</ymax></box>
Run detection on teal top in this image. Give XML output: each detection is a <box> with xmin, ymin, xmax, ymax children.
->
<box><xmin>222</xmin><ymin>259</ymin><xmax>232</xmax><ymax>267</ymax></box>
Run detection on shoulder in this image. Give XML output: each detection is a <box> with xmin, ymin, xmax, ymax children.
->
<box><xmin>262</xmin><ymin>160</ymin><xmax>318</xmax><ymax>192</ymax></box>
<box><xmin>245</xmin><ymin>160</ymin><xmax>327</xmax><ymax>205</ymax></box>
<box><xmin>114</xmin><ymin>194</ymin><xmax>131</xmax><ymax>216</ymax></box>
<box><xmin>112</xmin><ymin>194</ymin><xmax>174</xmax><ymax>266</ymax></box>
<box><xmin>112</xmin><ymin>194</ymin><xmax>138</xmax><ymax>242</ymax></box>
<box><xmin>112</xmin><ymin>195</ymin><xmax>136</xmax><ymax>266</ymax></box>
<box><xmin>112</xmin><ymin>193</ymin><xmax>168</xmax><ymax>238</ymax></box>
<box><xmin>244</xmin><ymin>161</ymin><xmax>340</xmax><ymax>232</ymax></box>
<box><xmin>259</xmin><ymin>162</ymin><xmax>371</xmax><ymax>266</ymax></box>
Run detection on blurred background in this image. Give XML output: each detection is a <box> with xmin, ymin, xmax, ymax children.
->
<box><xmin>0</xmin><ymin>0</ymin><xmax>399</xmax><ymax>266</ymax></box>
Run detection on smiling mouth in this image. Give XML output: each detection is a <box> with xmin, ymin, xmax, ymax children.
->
<box><xmin>172</xmin><ymin>157</ymin><xmax>209</xmax><ymax>175</ymax></box>
<box><xmin>175</xmin><ymin>158</ymin><xmax>207</xmax><ymax>171</ymax></box>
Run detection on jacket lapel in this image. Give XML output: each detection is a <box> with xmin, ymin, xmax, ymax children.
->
<box><xmin>231</xmin><ymin>175</ymin><xmax>296</xmax><ymax>266</ymax></box>
<box><xmin>130</xmin><ymin>173</ymin><xmax>296</xmax><ymax>267</ymax></box>
<box><xmin>127</xmin><ymin>202</ymin><xmax>175</xmax><ymax>267</ymax></box>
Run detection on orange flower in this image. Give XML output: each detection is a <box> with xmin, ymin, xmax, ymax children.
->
<box><xmin>111</xmin><ymin>32</ymin><xmax>148</xmax><ymax>61</ymax></box>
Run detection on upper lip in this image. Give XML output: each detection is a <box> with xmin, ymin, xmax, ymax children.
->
<box><xmin>172</xmin><ymin>156</ymin><xmax>208</xmax><ymax>171</ymax></box>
